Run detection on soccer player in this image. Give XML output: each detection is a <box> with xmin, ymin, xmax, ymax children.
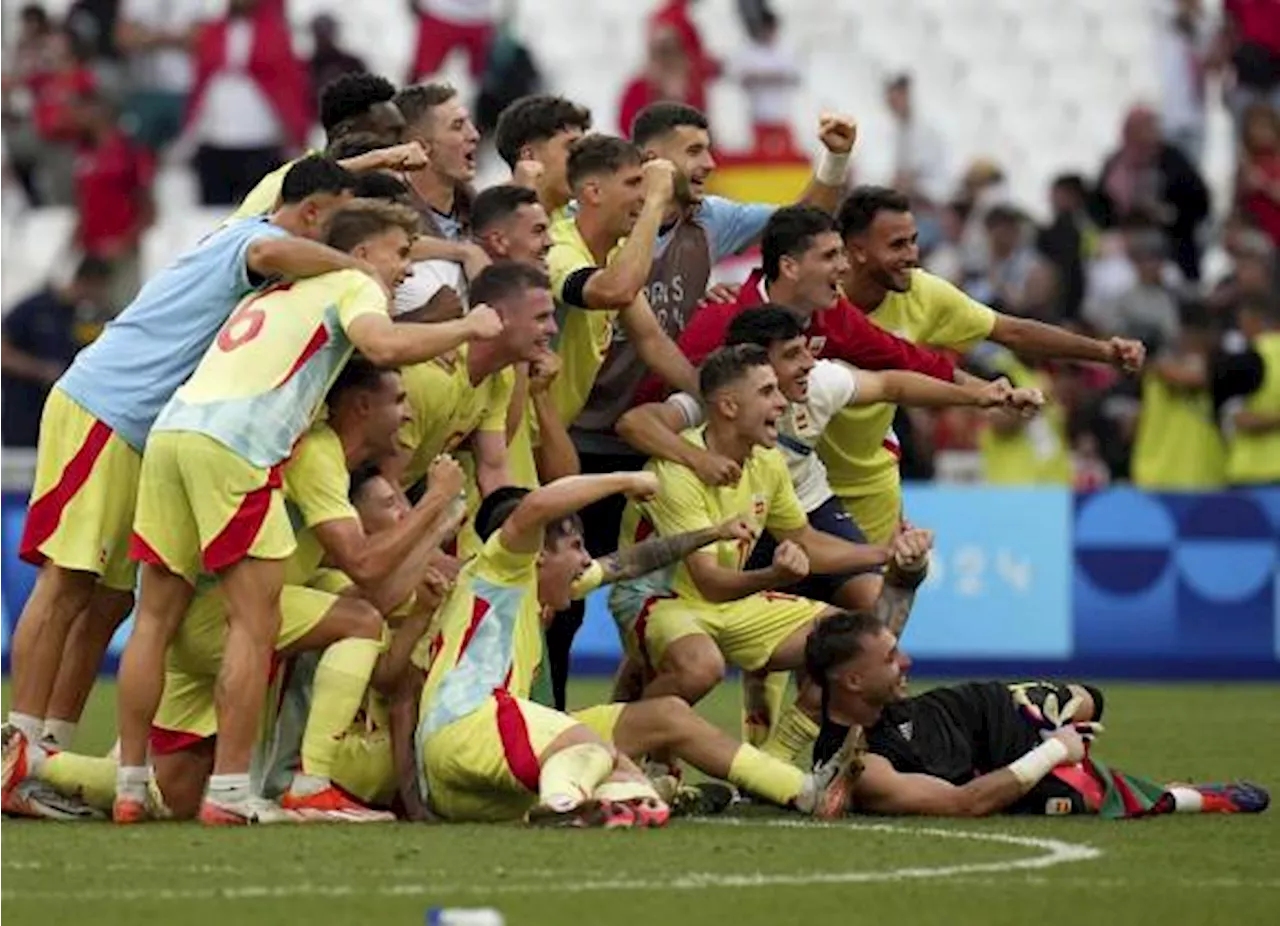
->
<box><xmin>619</xmin><ymin>307</ymin><xmax>1013</xmax><ymax>611</ymax></box>
<box><xmin>228</xmin><ymin>71</ymin><xmax>424</xmax><ymax>222</ymax></box>
<box><xmin>807</xmin><ymin>613</ymin><xmax>1271</xmax><ymax>819</ymax></box>
<box><xmin>612</xmin><ymin>345</ymin><xmax>931</xmax><ymax>762</ymax></box>
<box><xmin>493</xmin><ymin>94</ymin><xmax>594</xmax><ymax>220</ymax></box>
<box><xmin>820</xmin><ymin>186</ymin><xmax>1146</xmax><ymax>544</ymax></box>
<box><xmin>6</xmin><ymin>156</ymin><xmax>369</xmax><ymax>765</ymax></box>
<box><xmin>387</xmin><ymin>262</ymin><xmax>558</xmax><ymax>555</ymax></box>
<box><xmin>416</xmin><ymin>471</ymin><xmax>673</xmax><ymax>827</ymax></box>
<box><xmin>114</xmin><ymin>200</ymin><xmax>503</xmax><ymax>825</ymax></box>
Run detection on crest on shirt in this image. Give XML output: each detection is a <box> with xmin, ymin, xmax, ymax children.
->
<box><xmin>752</xmin><ymin>494</ymin><xmax>767</xmax><ymax>519</ymax></box>
<box><xmin>896</xmin><ymin>721</ymin><xmax>913</xmax><ymax>741</ymax></box>
<box><xmin>1044</xmin><ymin>797</ymin><xmax>1074</xmax><ymax>816</ymax></box>
<box><xmin>807</xmin><ymin>335</ymin><xmax>827</xmax><ymax>355</ymax></box>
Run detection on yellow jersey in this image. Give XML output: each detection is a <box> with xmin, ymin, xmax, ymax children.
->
<box><xmin>155</xmin><ymin>270</ymin><xmax>386</xmax><ymax>468</ymax></box>
<box><xmin>223</xmin><ymin>154</ymin><xmax>313</xmax><ymax>225</ymax></box>
<box><xmin>818</xmin><ymin>270</ymin><xmax>996</xmax><ymax>499</ymax></box>
<box><xmin>1132</xmin><ymin>369</ymin><xmax>1225</xmax><ymax>489</ymax></box>
<box><xmin>282</xmin><ymin>423</ymin><xmax>359</xmax><ymax>585</ymax></box>
<box><xmin>615</xmin><ymin>427</ymin><xmax>808</xmax><ymax>608</ymax></box>
<box><xmin>546</xmin><ymin>213</ymin><xmax>623</xmax><ymax>427</ymax></box>
<box><xmin>1226</xmin><ymin>332</ymin><xmax>1280</xmax><ymax>485</ymax></box>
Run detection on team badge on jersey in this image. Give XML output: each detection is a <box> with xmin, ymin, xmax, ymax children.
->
<box><xmin>896</xmin><ymin>721</ymin><xmax>914</xmax><ymax>741</ymax></box>
<box><xmin>1044</xmin><ymin>797</ymin><xmax>1074</xmax><ymax>816</ymax></box>
<box><xmin>807</xmin><ymin>336</ymin><xmax>827</xmax><ymax>355</ymax></box>
<box><xmin>752</xmin><ymin>494</ymin><xmax>767</xmax><ymax>518</ymax></box>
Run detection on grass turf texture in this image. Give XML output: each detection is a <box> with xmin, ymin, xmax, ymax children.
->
<box><xmin>3</xmin><ymin>680</ymin><xmax>1278</xmax><ymax>926</ymax></box>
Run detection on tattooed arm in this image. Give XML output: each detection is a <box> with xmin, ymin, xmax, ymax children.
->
<box><xmin>594</xmin><ymin>516</ymin><xmax>754</xmax><ymax>584</ymax></box>
<box><xmin>873</xmin><ymin>531</ymin><xmax>933</xmax><ymax>636</ymax></box>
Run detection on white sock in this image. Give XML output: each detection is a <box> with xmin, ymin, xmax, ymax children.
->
<box><xmin>116</xmin><ymin>765</ymin><xmax>150</xmax><ymax>799</ymax></box>
<box><xmin>42</xmin><ymin>719</ymin><xmax>77</xmax><ymax>749</ymax></box>
<box><xmin>27</xmin><ymin>739</ymin><xmax>51</xmax><ymax>776</ymax></box>
<box><xmin>1169</xmin><ymin>786</ymin><xmax>1204</xmax><ymax>813</ymax></box>
<box><xmin>9</xmin><ymin>712</ymin><xmax>43</xmax><ymax>741</ymax></box>
<box><xmin>290</xmin><ymin>773</ymin><xmax>330</xmax><ymax>796</ymax></box>
<box><xmin>794</xmin><ymin>773</ymin><xmax>818</xmax><ymax>814</ymax></box>
<box><xmin>206</xmin><ymin>773</ymin><xmax>252</xmax><ymax>805</ymax></box>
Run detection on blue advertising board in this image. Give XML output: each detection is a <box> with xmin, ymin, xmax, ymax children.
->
<box><xmin>3</xmin><ymin>486</ymin><xmax>1278</xmax><ymax>679</ymax></box>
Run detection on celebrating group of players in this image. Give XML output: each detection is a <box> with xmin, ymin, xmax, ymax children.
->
<box><xmin>2</xmin><ymin>70</ymin><xmax>1267</xmax><ymax>828</ymax></box>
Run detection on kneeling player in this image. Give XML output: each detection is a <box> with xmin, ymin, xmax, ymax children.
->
<box><xmin>806</xmin><ymin>614</ymin><xmax>1270</xmax><ymax>818</ymax></box>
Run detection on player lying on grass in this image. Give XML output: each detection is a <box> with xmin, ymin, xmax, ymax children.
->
<box><xmin>806</xmin><ymin>590</ymin><xmax>1271</xmax><ymax>818</ymax></box>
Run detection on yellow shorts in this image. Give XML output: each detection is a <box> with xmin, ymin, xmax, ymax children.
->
<box><xmin>132</xmin><ymin>431</ymin><xmax>296</xmax><ymax>584</ymax></box>
<box><xmin>422</xmin><ymin>691</ymin><xmax>581</xmax><ymax>822</ymax></box>
<box><xmin>19</xmin><ymin>387</ymin><xmax>142</xmax><ymax>590</ymax></box>
<box><xmin>836</xmin><ymin>487</ymin><xmax>903</xmax><ymax>546</ymax></box>
<box><xmin>570</xmin><ymin>703</ymin><xmax>625</xmax><ymax>744</ymax></box>
<box><xmin>331</xmin><ymin>694</ymin><xmax>396</xmax><ymax>808</ymax></box>
<box><xmin>635</xmin><ymin>592</ymin><xmax>829</xmax><ymax>672</ymax></box>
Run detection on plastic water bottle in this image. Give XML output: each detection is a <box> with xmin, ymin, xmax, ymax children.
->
<box><xmin>425</xmin><ymin>909</ymin><xmax>505</xmax><ymax>926</ymax></box>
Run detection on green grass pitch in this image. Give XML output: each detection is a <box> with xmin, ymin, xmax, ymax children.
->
<box><xmin>3</xmin><ymin>679</ymin><xmax>1278</xmax><ymax>926</ymax></box>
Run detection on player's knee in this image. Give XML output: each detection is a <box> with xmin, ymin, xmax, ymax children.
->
<box><xmin>666</xmin><ymin>646</ymin><xmax>724</xmax><ymax>700</ymax></box>
<box><xmin>332</xmin><ymin>597</ymin><xmax>383</xmax><ymax>641</ymax></box>
<box><xmin>32</xmin><ymin>565</ymin><xmax>96</xmax><ymax>622</ymax></box>
<box><xmin>835</xmin><ymin>574</ymin><xmax>882</xmax><ymax>612</ymax></box>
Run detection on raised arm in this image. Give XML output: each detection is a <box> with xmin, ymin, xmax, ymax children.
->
<box><xmin>597</xmin><ymin>516</ymin><xmax>753</xmax><ymax>584</ymax></box>
<box><xmin>346</xmin><ymin>303</ymin><xmax>502</xmax><ymax>368</ymax></box>
<box><xmin>854</xmin><ymin>369</ymin><xmax>1011</xmax><ymax>409</ymax></box>
<box><xmin>577</xmin><ymin>161</ymin><xmax>676</xmax><ymax>309</ymax></box>
<box><xmin>874</xmin><ymin>532</ymin><xmax>932</xmax><ymax>636</ymax></box>
<box><xmin>366</xmin><ymin>497</ymin><xmax>466</xmax><ymax>619</ymax></box>
<box><xmin>795</xmin><ymin>114</ymin><xmax>857</xmax><ymax>214</ymax></box>
<box><xmin>471</xmin><ymin>429</ymin><xmax>511</xmax><ymax>497</ymax></box>
<box><xmin>246</xmin><ymin>235</ymin><xmax>374</xmax><ymax>282</ymax></box>
<box><xmin>502</xmin><ymin>471</ymin><xmax>659</xmax><ymax>554</ymax></box>
<box><xmin>990</xmin><ymin>313</ymin><xmax>1145</xmax><ymax>372</ymax></box>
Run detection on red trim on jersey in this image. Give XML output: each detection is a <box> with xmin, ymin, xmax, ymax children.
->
<box><xmin>1051</xmin><ymin>763</ymin><xmax>1104</xmax><ymax>812</ymax></box>
<box><xmin>883</xmin><ymin>438</ymin><xmax>902</xmax><ymax>460</ymax></box>
<box><xmin>128</xmin><ymin>531</ymin><xmax>168</xmax><ymax>567</ymax></box>
<box><xmin>200</xmin><ymin>464</ymin><xmax>284</xmax><ymax>573</ymax></box>
<box><xmin>280</xmin><ymin>324</ymin><xmax>331</xmax><ymax>385</ymax></box>
<box><xmin>149</xmin><ymin>725</ymin><xmax>213</xmax><ymax>756</ymax></box>
<box><xmin>635</xmin><ymin>516</ymin><xmax>655</xmax><ymax>544</ymax></box>
<box><xmin>456</xmin><ymin>596</ymin><xmax>491</xmax><ymax>662</ymax></box>
<box><xmin>19</xmin><ymin>418</ymin><xmax>114</xmax><ymax>565</ymax></box>
<box><xmin>632</xmin><ymin>593</ymin><xmax>674</xmax><ymax>673</ymax></box>
<box><xmin>494</xmin><ymin>688</ymin><xmax>540</xmax><ymax>792</ymax></box>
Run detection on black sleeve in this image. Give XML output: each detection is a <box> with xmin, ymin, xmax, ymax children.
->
<box><xmin>1211</xmin><ymin>348</ymin><xmax>1266</xmax><ymax>414</ymax></box>
<box><xmin>560</xmin><ymin>267</ymin><xmax>600</xmax><ymax>309</ymax></box>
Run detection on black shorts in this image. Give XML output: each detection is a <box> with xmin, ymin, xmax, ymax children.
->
<box><xmin>935</xmin><ymin>680</ymin><xmax>1105</xmax><ymax>816</ymax></box>
<box><xmin>746</xmin><ymin>496</ymin><xmax>879</xmax><ymax>604</ymax></box>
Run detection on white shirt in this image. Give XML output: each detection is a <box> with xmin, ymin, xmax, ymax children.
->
<box><xmin>121</xmin><ymin>0</ymin><xmax>205</xmax><ymax>93</ymax></box>
<box><xmin>422</xmin><ymin>0</ymin><xmax>497</xmax><ymax>25</ymax></box>
<box><xmin>890</xmin><ymin>116</ymin><xmax>949</xmax><ymax>205</ymax></box>
<box><xmin>1157</xmin><ymin>13</ymin><xmax>1213</xmax><ymax>135</ymax></box>
<box><xmin>394</xmin><ymin>259</ymin><xmax>466</xmax><ymax>317</ymax></box>
<box><xmin>192</xmin><ymin>19</ymin><xmax>284</xmax><ymax>149</ymax></box>
<box><xmin>731</xmin><ymin>39</ymin><xmax>801</xmax><ymax>125</ymax></box>
<box><xmin>667</xmin><ymin>359</ymin><xmax>860</xmax><ymax>512</ymax></box>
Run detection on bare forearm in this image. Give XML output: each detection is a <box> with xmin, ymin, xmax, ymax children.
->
<box><xmin>388</xmin><ymin>678</ymin><xmax>429</xmax><ymax>820</ymax></box>
<box><xmin>365</xmin><ymin>498</ymin><xmax>464</xmax><ymax>616</ymax></box>
<box><xmin>796</xmin><ymin>176</ymin><xmax>845</xmax><ymax>214</ymax></box>
<box><xmin>879</xmin><ymin>371</ymin><xmax>991</xmax><ymax>408</ymax></box>
<box><xmin>695</xmin><ymin>564</ymin><xmax>788</xmax><ymax>603</ymax></box>
<box><xmin>591</xmin><ymin>197</ymin><xmax>665</xmax><ymax>305</ymax></box>
<box><xmin>617</xmin><ymin>406</ymin><xmax>700</xmax><ymax>464</ymax></box>
<box><xmin>803</xmin><ymin>532</ymin><xmax>890</xmax><ymax>575</ymax></box>
<box><xmin>532</xmin><ymin>391</ymin><xmax>580</xmax><ymax>480</ymax></box>
<box><xmin>953</xmin><ymin>769</ymin><xmax>1029</xmax><ymax>817</ymax></box>
<box><xmin>520</xmin><ymin>474</ymin><xmax>641</xmax><ymax>528</ymax></box>
<box><xmin>352</xmin><ymin>487</ymin><xmax>456</xmax><ymax>586</ymax></box>
<box><xmin>410</xmin><ymin>237</ymin><xmax>470</xmax><ymax>262</ymax></box>
<box><xmin>372</xmin><ymin>607</ymin><xmax>435</xmax><ymax>694</ymax></box>
<box><xmin>362</xmin><ymin>318</ymin><xmax>475</xmax><ymax>367</ymax></box>
<box><xmin>992</xmin><ymin>315</ymin><xmax>1111</xmax><ymax>364</ymax></box>
<box><xmin>598</xmin><ymin>526</ymin><xmax>722</xmax><ymax>583</ymax></box>
<box><xmin>248</xmin><ymin>237</ymin><xmax>367</xmax><ymax>280</ymax></box>
<box><xmin>635</xmin><ymin>331</ymin><xmax>699</xmax><ymax>395</ymax></box>
<box><xmin>873</xmin><ymin>563</ymin><xmax>926</xmax><ymax>635</ymax></box>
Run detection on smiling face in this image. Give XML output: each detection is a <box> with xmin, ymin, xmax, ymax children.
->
<box><xmin>829</xmin><ymin>627</ymin><xmax>912</xmax><ymax>713</ymax></box>
<box><xmin>497</xmin><ymin>285</ymin><xmax>558</xmax><ymax>360</ymax></box>
<box><xmin>353</xmin><ymin>226</ymin><xmax>414</xmax><ymax>288</ymax></box>
<box><xmin>484</xmin><ymin>202</ymin><xmax>552</xmax><ymax>270</ymax></box>
<box><xmin>537</xmin><ymin>523</ymin><xmax>592</xmax><ymax>611</ymax></box>
<box><xmin>847</xmin><ymin>209</ymin><xmax>919</xmax><ymax>293</ymax></box>
<box><xmin>766</xmin><ymin>336</ymin><xmax>816</xmax><ymax>404</ymax></box>
<box><xmin>581</xmin><ymin>162</ymin><xmax>647</xmax><ymax>238</ymax></box>
<box><xmin>353</xmin><ymin>473</ymin><xmax>410</xmax><ymax>535</ymax></box>
<box><xmin>645</xmin><ymin>124</ymin><xmax>716</xmax><ymax>204</ymax></box>
<box><xmin>781</xmin><ymin>230</ymin><xmax>847</xmax><ymax>311</ymax></box>
<box><xmin>356</xmin><ymin>371</ymin><xmax>410</xmax><ymax>461</ymax></box>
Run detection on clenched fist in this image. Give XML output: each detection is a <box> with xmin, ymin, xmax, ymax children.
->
<box><xmin>772</xmin><ymin>540</ymin><xmax>811</xmax><ymax>583</ymax></box>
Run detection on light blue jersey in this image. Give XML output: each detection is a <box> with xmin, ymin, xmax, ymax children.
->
<box><xmin>655</xmin><ymin>195</ymin><xmax>775</xmax><ymax>262</ymax></box>
<box><xmin>56</xmin><ymin>217</ymin><xmax>290</xmax><ymax>452</ymax></box>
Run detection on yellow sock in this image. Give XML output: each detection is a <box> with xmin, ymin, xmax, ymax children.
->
<box><xmin>538</xmin><ymin>742</ymin><xmax>613</xmax><ymax>809</ymax></box>
<box><xmin>300</xmin><ymin>638</ymin><xmax>381</xmax><ymax>783</ymax></box>
<box><xmin>593</xmin><ymin>777</ymin><xmax>661</xmax><ymax>804</ymax></box>
<box><xmin>40</xmin><ymin>752</ymin><xmax>118</xmax><ymax>811</ymax></box>
<box><xmin>761</xmin><ymin>704</ymin><xmax>819</xmax><ymax>764</ymax></box>
<box><xmin>728</xmin><ymin>744</ymin><xmax>807</xmax><ymax>807</ymax></box>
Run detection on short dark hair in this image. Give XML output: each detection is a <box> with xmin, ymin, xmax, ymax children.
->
<box><xmin>1051</xmin><ymin>173</ymin><xmax>1089</xmax><ymax>198</ymax></box>
<box><xmin>699</xmin><ymin>344</ymin><xmax>771</xmax><ymax>398</ymax></box>
<box><xmin>468</xmin><ymin>261</ymin><xmax>551</xmax><ymax>308</ymax></box>
<box><xmin>279</xmin><ymin>155</ymin><xmax>358</xmax><ymax>204</ymax></box>
<box><xmin>494</xmin><ymin>95</ymin><xmax>593</xmax><ymax>168</ymax></box>
<box><xmin>725</xmin><ymin>306</ymin><xmax>806</xmax><ymax>349</ymax></box>
<box><xmin>836</xmin><ymin>185</ymin><xmax>912</xmax><ymax>239</ymax></box>
<box><xmin>319</xmin><ymin>72</ymin><xmax>397</xmax><ymax>135</ymax></box>
<box><xmin>326</xmin><ymin>131</ymin><xmax>390</xmax><ymax>161</ymax></box>
<box><xmin>394</xmin><ymin>82</ymin><xmax>458</xmax><ymax>129</ymax></box>
<box><xmin>325</xmin><ymin>199</ymin><xmax>421</xmax><ymax>252</ymax></box>
<box><xmin>349</xmin><ymin>463</ymin><xmax>384</xmax><ymax>503</ymax></box>
<box><xmin>803</xmin><ymin>611</ymin><xmax>885</xmax><ymax>691</ymax></box>
<box><xmin>984</xmin><ymin>204</ymin><xmax>1025</xmax><ymax>229</ymax></box>
<box><xmin>761</xmin><ymin>206</ymin><xmax>836</xmax><ymax>282</ymax></box>
<box><xmin>472</xmin><ymin>184</ymin><xmax>541</xmax><ymax>234</ymax></box>
<box><xmin>566</xmin><ymin>135</ymin><xmax>642</xmax><ymax>190</ymax></box>
<box><xmin>630</xmin><ymin>102</ymin><xmax>708</xmax><ymax>146</ymax></box>
<box><xmin>328</xmin><ymin>354</ymin><xmax>391</xmax><ymax>406</ymax></box>
<box><xmin>474</xmin><ymin>486</ymin><xmax>583</xmax><ymax>547</ymax></box>
<box><xmin>351</xmin><ymin>171</ymin><xmax>411</xmax><ymax>203</ymax></box>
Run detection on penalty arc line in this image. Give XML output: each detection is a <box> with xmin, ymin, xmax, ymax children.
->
<box><xmin>1</xmin><ymin>818</ymin><xmax>1102</xmax><ymax>902</ymax></box>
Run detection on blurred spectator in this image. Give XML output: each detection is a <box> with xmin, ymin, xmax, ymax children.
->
<box><xmin>1131</xmin><ymin>302</ymin><xmax>1226</xmax><ymax>489</ymax></box>
<box><xmin>1217</xmin><ymin>294</ymin><xmax>1280</xmax><ymax>485</ymax></box>
<box><xmin>184</xmin><ymin>0</ymin><xmax>310</xmax><ymax>206</ymax></box>
<box><xmin>885</xmin><ymin>73</ymin><xmax>948</xmax><ymax>211</ymax></box>
<box><xmin>11</xmin><ymin>4</ymin><xmax>56</xmax><ymax>78</ymax></box>
<box><xmin>970</xmin><ymin>344</ymin><xmax>1072</xmax><ymax>485</ymax></box>
<box><xmin>1</xmin><ymin>256</ymin><xmax>113</xmax><ymax>448</ymax></box>
<box><xmin>955</xmin><ymin>158</ymin><xmax>1009</xmax><ymax>281</ymax></box>
<box><xmin>114</xmin><ymin>0</ymin><xmax>200</xmax><ymax>151</ymax></box>
<box><xmin>309</xmin><ymin>14</ymin><xmax>367</xmax><ymax>107</ymax></box>
<box><xmin>67</xmin><ymin>0</ymin><xmax>122</xmax><ymax>66</ymax></box>
<box><xmin>1158</xmin><ymin>0</ymin><xmax>1215</xmax><ymax>165</ymax></box>
<box><xmin>2</xmin><ymin>5</ymin><xmax>55</xmax><ymax>203</ymax></box>
<box><xmin>1085</xmin><ymin>228</ymin><xmax>1181</xmax><ymax>345</ymax></box>
<box><xmin>1220</xmin><ymin>0</ymin><xmax>1280</xmax><ymax>123</ymax></box>
<box><xmin>729</xmin><ymin>8</ymin><xmax>801</xmax><ymax>158</ymax></box>
<box><xmin>1095</xmin><ymin>105</ymin><xmax>1210</xmax><ymax>280</ymax></box>
<box><xmin>1037</xmin><ymin>174</ymin><xmax>1098</xmax><ymax>321</ymax></box>
<box><xmin>967</xmin><ymin>204</ymin><xmax>1057</xmax><ymax>319</ymax></box>
<box><xmin>649</xmin><ymin>0</ymin><xmax>719</xmax><ymax>116</ymax></box>
<box><xmin>408</xmin><ymin>0</ymin><xmax>497</xmax><ymax>81</ymax></box>
<box><xmin>474</xmin><ymin>22</ymin><xmax>544</xmax><ymax>138</ymax></box>
<box><xmin>1207</xmin><ymin>226</ymin><xmax>1277</xmax><ymax>321</ymax></box>
<box><xmin>618</xmin><ymin>26</ymin><xmax>697</xmax><ymax>138</ymax></box>
<box><xmin>922</xmin><ymin>201</ymin><xmax>967</xmax><ymax>285</ymax></box>
<box><xmin>26</xmin><ymin>27</ymin><xmax>98</xmax><ymax>205</ymax></box>
<box><xmin>1237</xmin><ymin>102</ymin><xmax>1280</xmax><ymax>247</ymax></box>
<box><xmin>72</xmin><ymin>90</ymin><xmax>154</xmax><ymax>308</ymax></box>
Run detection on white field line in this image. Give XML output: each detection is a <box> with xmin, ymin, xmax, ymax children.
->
<box><xmin>2</xmin><ymin>818</ymin><xmax>1103</xmax><ymax>902</ymax></box>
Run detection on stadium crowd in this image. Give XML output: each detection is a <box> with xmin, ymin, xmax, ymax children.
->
<box><xmin>0</xmin><ymin>1</ymin><xmax>1275</xmax><ymax>828</ymax></box>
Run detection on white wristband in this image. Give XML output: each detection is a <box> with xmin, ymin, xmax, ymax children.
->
<box><xmin>1007</xmin><ymin>737</ymin><xmax>1070</xmax><ymax>787</ymax></box>
<box><xmin>816</xmin><ymin>150</ymin><xmax>851</xmax><ymax>186</ymax></box>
